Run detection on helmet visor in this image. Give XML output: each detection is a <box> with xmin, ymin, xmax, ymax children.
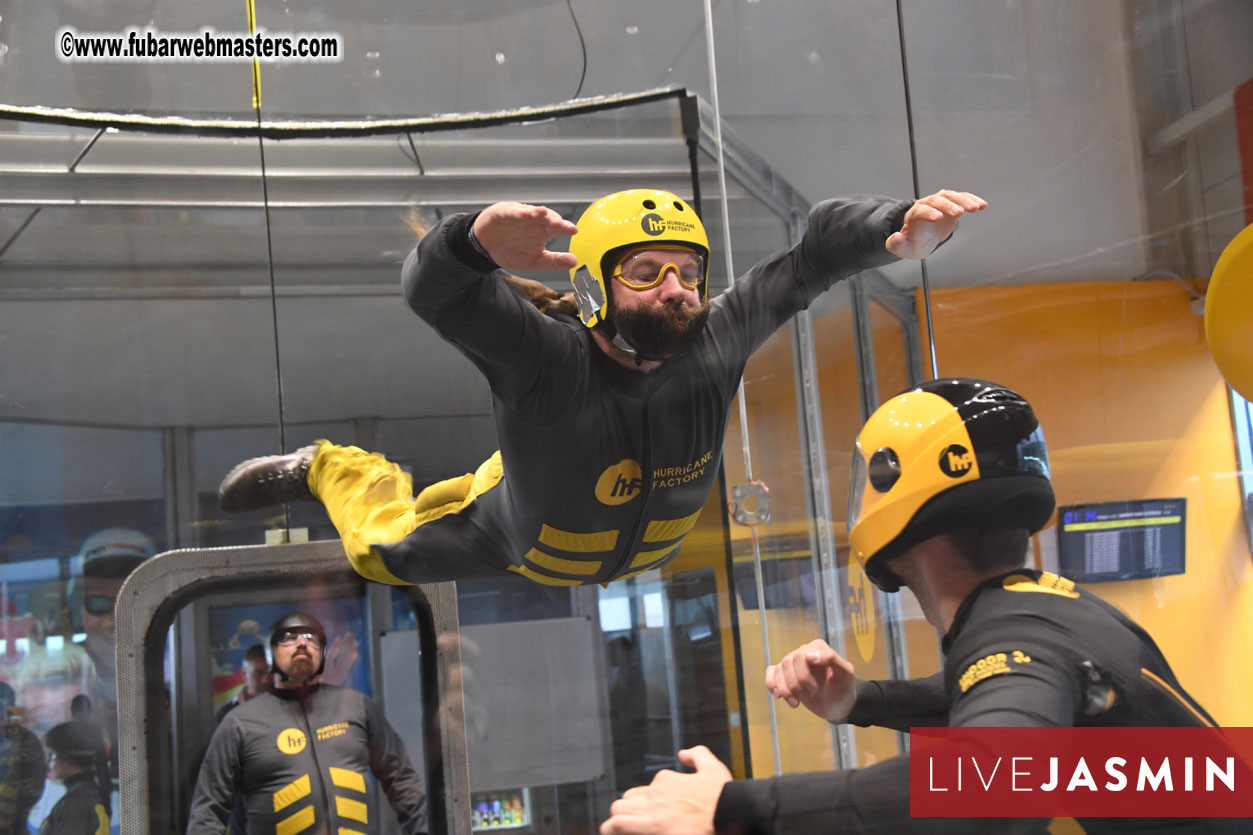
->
<box><xmin>276</xmin><ymin>629</ymin><xmax>322</xmax><ymax>648</ymax></box>
<box><xmin>83</xmin><ymin>594</ymin><xmax>115</xmax><ymax>616</ymax></box>
<box><xmin>612</xmin><ymin>247</ymin><xmax>704</xmax><ymax>291</ymax></box>
<box><xmin>847</xmin><ymin>448</ymin><xmax>868</xmax><ymax>531</ymax></box>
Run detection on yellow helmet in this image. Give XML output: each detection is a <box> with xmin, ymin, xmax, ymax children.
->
<box><xmin>1205</xmin><ymin>222</ymin><xmax>1253</xmax><ymax>401</ymax></box>
<box><xmin>568</xmin><ymin>189</ymin><xmax>710</xmax><ymax>327</ymax></box>
<box><xmin>848</xmin><ymin>378</ymin><xmax>1055</xmax><ymax>592</ymax></box>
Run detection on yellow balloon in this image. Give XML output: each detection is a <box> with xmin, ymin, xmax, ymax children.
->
<box><xmin>1206</xmin><ymin>223</ymin><xmax>1253</xmax><ymax>400</ymax></box>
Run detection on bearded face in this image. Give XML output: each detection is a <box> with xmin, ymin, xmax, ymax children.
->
<box><xmin>603</xmin><ymin>244</ymin><xmax>710</xmax><ymax>361</ymax></box>
<box><xmin>282</xmin><ymin>651</ymin><xmax>317</xmax><ymax>680</ymax></box>
<box><xmin>274</xmin><ymin>635</ymin><xmax>322</xmax><ymax>684</ymax></box>
<box><xmin>610</xmin><ymin>298</ymin><xmax>710</xmax><ymax>360</ymax></box>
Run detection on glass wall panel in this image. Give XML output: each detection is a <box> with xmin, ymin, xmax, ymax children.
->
<box><xmin>863</xmin><ymin>286</ymin><xmax>940</xmax><ymax>722</ymax></box>
<box><xmin>699</xmin><ymin>0</ymin><xmax>933</xmax><ymax>779</ymax></box>
<box><xmin>709</xmin><ymin>0</ymin><xmax>917</xmax><ymax>200</ymax></box>
<box><xmin>724</xmin><ymin>327</ymin><xmax>839</xmax><ymax>777</ymax></box>
<box><xmin>0</xmin><ymin>123</ymin><xmax>272</xmax><ymax>833</ymax></box>
<box><xmin>714</xmin><ymin>3</ymin><xmax>1252</xmax><ymax>798</ymax></box>
<box><xmin>808</xmin><ymin>285</ymin><xmax>901</xmax><ymax>769</ymax></box>
<box><xmin>898</xmin><ymin>0</ymin><xmax>1253</xmax><ymax>734</ymax></box>
<box><xmin>252</xmin><ymin>1</ymin><xmax>714</xmax><ymax>118</ymax></box>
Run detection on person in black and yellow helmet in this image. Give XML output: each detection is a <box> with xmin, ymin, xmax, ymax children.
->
<box><xmin>601</xmin><ymin>378</ymin><xmax>1235</xmax><ymax>835</ymax></box>
<box><xmin>566</xmin><ymin>188</ymin><xmax>712</xmax><ymax>362</ymax></box>
<box><xmin>218</xmin><ymin>188</ymin><xmax>984</xmax><ymax>591</ymax></box>
<box><xmin>39</xmin><ymin>720</ymin><xmax>110</xmax><ymax>835</ymax></box>
<box><xmin>846</xmin><ymin>376</ymin><xmax>1054</xmax><ymax>595</ymax></box>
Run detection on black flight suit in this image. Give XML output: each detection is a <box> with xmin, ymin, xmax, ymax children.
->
<box><xmin>37</xmin><ymin>774</ymin><xmax>107</xmax><ymax>835</ymax></box>
<box><xmin>371</xmin><ymin>196</ymin><xmax>911</xmax><ymax>586</ymax></box>
<box><xmin>714</xmin><ymin>569</ymin><xmax>1242</xmax><ymax>834</ymax></box>
<box><xmin>187</xmin><ymin>684</ymin><xmax>426</xmax><ymax>835</ymax></box>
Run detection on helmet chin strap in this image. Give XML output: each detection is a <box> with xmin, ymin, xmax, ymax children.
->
<box><xmin>605</xmin><ymin>305</ymin><xmax>667</xmax><ymax>365</ymax></box>
<box><xmin>610</xmin><ymin>332</ymin><xmax>653</xmax><ymax>366</ymax></box>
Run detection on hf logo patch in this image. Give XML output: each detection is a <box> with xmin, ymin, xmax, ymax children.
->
<box><xmin>276</xmin><ymin>728</ymin><xmax>307</xmax><ymax>755</ymax></box>
<box><xmin>938</xmin><ymin>444</ymin><xmax>974</xmax><ymax>478</ymax></box>
<box><xmin>596</xmin><ymin>460</ymin><xmax>643</xmax><ymax>506</ymax></box>
<box><xmin>640</xmin><ymin>214</ymin><xmax>697</xmax><ymax>237</ymax></box>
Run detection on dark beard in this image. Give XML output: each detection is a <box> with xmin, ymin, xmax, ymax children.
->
<box><xmin>281</xmin><ymin>655</ymin><xmax>316</xmax><ymax>683</ymax></box>
<box><xmin>610</xmin><ymin>300</ymin><xmax>710</xmax><ymax>361</ymax></box>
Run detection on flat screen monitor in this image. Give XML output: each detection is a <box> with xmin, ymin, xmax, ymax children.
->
<box><xmin>1056</xmin><ymin>498</ymin><xmax>1186</xmax><ymax>583</ymax></box>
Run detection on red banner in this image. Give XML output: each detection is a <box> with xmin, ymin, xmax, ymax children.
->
<box><xmin>909</xmin><ymin>727</ymin><xmax>1253</xmax><ymax>818</ymax></box>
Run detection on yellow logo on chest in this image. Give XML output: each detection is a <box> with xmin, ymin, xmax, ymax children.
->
<box><xmin>596</xmin><ymin>460</ymin><xmax>643</xmax><ymax>505</ymax></box>
<box><xmin>276</xmin><ymin>727</ymin><xmax>307</xmax><ymax>754</ymax></box>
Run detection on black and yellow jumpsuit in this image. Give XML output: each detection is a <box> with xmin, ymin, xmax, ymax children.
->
<box><xmin>187</xmin><ymin>684</ymin><xmax>426</xmax><ymax>835</ymax></box>
<box><xmin>309</xmin><ymin>196</ymin><xmax>912</xmax><ymax>588</ymax></box>
<box><xmin>713</xmin><ymin>569</ymin><xmax>1241</xmax><ymax>834</ymax></box>
<box><xmin>37</xmin><ymin>774</ymin><xmax>107</xmax><ymax>835</ymax></box>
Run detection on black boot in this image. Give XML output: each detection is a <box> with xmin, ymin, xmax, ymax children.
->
<box><xmin>219</xmin><ymin>446</ymin><xmax>317</xmax><ymax>512</ymax></box>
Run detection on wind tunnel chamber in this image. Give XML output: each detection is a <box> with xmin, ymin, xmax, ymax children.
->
<box><xmin>2</xmin><ymin>88</ymin><xmax>934</xmax><ymax>833</ymax></box>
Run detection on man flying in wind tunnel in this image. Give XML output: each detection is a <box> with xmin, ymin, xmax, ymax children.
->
<box><xmin>218</xmin><ymin>188</ymin><xmax>985</xmax><ymax>588</ymax></box>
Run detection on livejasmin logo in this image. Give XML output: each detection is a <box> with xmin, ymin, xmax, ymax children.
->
<box><xmin>909</xmin><ymin>727</ymin><xmax>1253</xmax><ymax>818</ymax></box>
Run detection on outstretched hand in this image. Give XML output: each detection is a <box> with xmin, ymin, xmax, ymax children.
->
<box><xmin>885</xmin><ymin>189</ymin><xmax>987</xmax><ymax>260</ymax></box>
<box><xmin>472</xmin><ymin>202</ymin><xmax>579</xmax><ymax>272</ymax></box>
<box><xmin>600</xmin><ymin>746</ymin><xmax>731</xmax><ymax>835</ymax></box>
<box><xmin>765</xmin><ymin>638</ymin><xmax>857</xmax><ymax>723</ymax></box>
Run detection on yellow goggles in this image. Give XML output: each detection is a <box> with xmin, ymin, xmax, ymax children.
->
<box><xmin>611</xmin><ymin>247</ymin><xmax>704</xmax><ymax>291</ymax></box>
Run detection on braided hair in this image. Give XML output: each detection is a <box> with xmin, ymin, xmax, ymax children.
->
<box><xmin>406</xmin><ymin>211</ymin><xmax>579</xmax><ymax>318</ymax></box>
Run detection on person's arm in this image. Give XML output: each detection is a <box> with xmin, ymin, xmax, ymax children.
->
<box><xmin>711</xmin><ymin>651</ymin><xmax>1072</xmax><ymax>832</ymax></box>
<box><xmin>710</xmin><ymin>631</ymin><xmax>1078</xmax><ymax>832</ymax></box>
<box><xmin>603</xmin><ymin>747</ymin><xmax>1042</xmax><ymax>835</ymax></box>
<box><xmin>606</xmin><ymin>619</ymin><xmax>1074</xmax><ymax>834</ymax></box>
<box><xmin>943</xmin><ymin>632</ymin><xmax>1081</xmax><ymax>728</ymax></box>
<box><xmin>400</xmin><ymin>204</ymin><xmax>581</xmax><ymax>420</ymax></box>
<box><xmin>712</xmin><ymin>191</ymin><xmax>983</xmax><ymax>359</ymax></box>
<box><xmin>713</xmin><ymin>755</ymin><xmax>1042</xmax><ymax>835</ymax></box>
<box><xmin>765</xmin><ymin>639</ymin><xmax>949</xmax><ymax>730</ymax></box>
<box><xmin>365</xmin><ymin>697</ymin><xmax>428</xmax><ymax>835</ymax></box>
<box><xmin>847</xmin><ymin>673</ymin><xmax>949</xmax><ymax>730</ymax></box>
<box><xmin>713</xmin><ymin>656</ymin><xmax>1064</xmax><ymax>835</ymax></box>
<box><xmin>185</xmin><ymin>718</ymin><xmax>242</xmax><ymax>835</ymax></box>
